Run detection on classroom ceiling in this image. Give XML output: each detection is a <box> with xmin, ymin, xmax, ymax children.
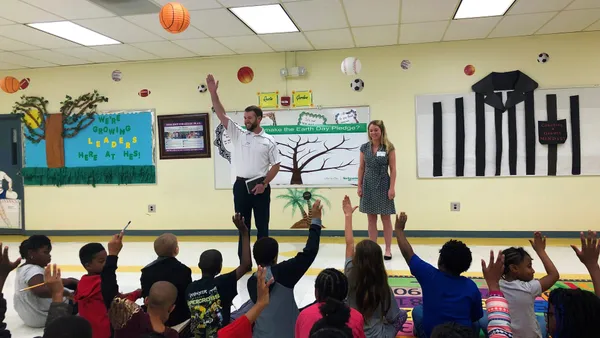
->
<box><xmin>0</xmin><ymin>0</ymin><xmax>599</xmax><ymax>70</ymax></box>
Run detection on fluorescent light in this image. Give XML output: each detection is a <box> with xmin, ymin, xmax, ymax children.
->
<box><xmin>454</xmin><ymin>0</ymin><xmax>516</xmax><ymax>19</ymax></box>
<box><xmin>27</xmin><ymin>21</ymin><xmax>121</xmax><ymax>46</ymax></box>
<box><xmin>230</xmin><ymin>4</ymin><xmax>299</xmax><ymax>34</ymax></box>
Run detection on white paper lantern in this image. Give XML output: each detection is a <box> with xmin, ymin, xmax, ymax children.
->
<box><xmin>341</xmin><ymin>57</ymin><xmax>361</xmax><ymax>75</ymax></box>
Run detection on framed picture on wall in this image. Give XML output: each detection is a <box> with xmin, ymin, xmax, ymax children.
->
<box><xmin>157</xmin><ymin>113</ymin><xmax>211</xmax><ymax>160</ymax></box>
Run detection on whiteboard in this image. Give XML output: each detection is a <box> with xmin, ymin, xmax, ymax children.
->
<box><xmin>213</xmin><ymin>106</ymin><xmax>370</xmax><ymax>189</ymax></box>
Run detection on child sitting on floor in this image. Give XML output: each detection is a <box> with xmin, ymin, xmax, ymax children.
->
<box><xmin>185</xmin><ymin>213</ymin><xmax>252</xmax><ymax>338</ymax></box>
<box><xmin>13</xmin><ymin>235</ymin><xmax>78</xmax><ymax>328</ymax></box>
<box><xmin>75</xmin><ymin>243</ymin><xmax>141</xmax><ymax>338</ymax></box>
<box><xmin>500</xmin><ymin>232</ymin><xmax>559</xmax><ymax>338</ymax></box>
<box><xmin>141</xmin><ymin>233</ymin><xmax>192</xmax><ymax>327</ymax></box>
<box><xmin>393</xmin><ymin>211</ymin><xmax>482</xmax><ymax>338</ymax></box>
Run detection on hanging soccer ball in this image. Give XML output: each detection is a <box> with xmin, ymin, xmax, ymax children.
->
<box><xmin>537</xmin><ymin>53</ymin><xmax>550</xmax><ymax>63</ymax></box>
<box><xmin>198</xmin><ymin>84</ymin><xmax>207</xmax><ymax>93</ymax></box>
<box><xmin>351</xmin><ymin>78</ymin><xmax>364</xmax><ymax>92</ymax></box>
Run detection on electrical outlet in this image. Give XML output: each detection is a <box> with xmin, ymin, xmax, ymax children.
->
<box><xmin>148</xmin><ymin>204</ymin><xmax>156</xmax><ymax>213</ymax></box>
<box><xmin>450</xmin><ymin>202</ymin><xmax>460</xmax><ymax>212</ymax></box>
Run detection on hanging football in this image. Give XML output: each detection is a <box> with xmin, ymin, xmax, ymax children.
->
<box><xmin>537</xmin><ymin>53</ymin><xmax>550</xmax><ymax>63</ymax></box>
<box><xmin>351</xmin><ymin>78</ymin><xmax>364</xmax><ymax>92</ymax></box>
<box><xmin>198</xmin><ymin>84</ymin><xmax>207</xmax><ymax>93</ymax></box>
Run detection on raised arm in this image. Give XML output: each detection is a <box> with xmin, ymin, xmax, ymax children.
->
<box><xmin>388</xmin><ymin>149</ymin><xmax>396</xmax><ymax>200</ymax></box>
<box><xmin>571</xmin><ymin>230</ymin><xmax>600</xmax><ymax>296</ymax></box>
<box><xmin>101</xmin><ymin>233</ymin><xmax>124</xmax><ymax>310</ymax></box>
<box><xmin>394</xmin><ymin>213</ymin><xmax>414</xmax><ymax>264</ymax></box>
<box><xmin>206</xmin><ymin>74</ymin><xmax>228</xmax><ymax>128</ymax></box>
<box><xmin>342</xmin><ymin>196</ymin><xmax>358</xmax><ymax>259</ymax></box>
<box><xmin>482</xmin><ymin>250</ymin><xmax>512</xmax><ymax>338</ymax></box>
<box><xmin>233</xmin><ymin>214</ymin><xmax>252</xmax><ymax>280</ymax></box>
<box><xmin>530</xmin><ymin>232</ymin><xmax>560</xmax><ymax>292</ymax></box>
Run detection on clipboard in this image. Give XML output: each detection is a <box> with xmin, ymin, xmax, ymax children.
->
<box><xmin>245</xmin><ymin>176</ymin><xmax>264</xmax><ymax>194</ymax></box>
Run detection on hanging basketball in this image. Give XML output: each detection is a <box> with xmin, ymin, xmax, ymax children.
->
<box><xmin>159</xmin><ymin>2</ymin><xmax>190</xmax><ymax>34</ymax></box>
<box><xmin>0</xmin><ymin>76</ymin><xmax>20</xmax><ymax>94</ymax></box>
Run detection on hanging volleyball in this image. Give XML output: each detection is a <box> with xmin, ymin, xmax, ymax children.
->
<box><xmin>0</xmin><ymin>76</ymin><xmax>20</xmax><ymax>94</ymax></box>
<box><xmin>159</xmin><ymin>2</ymin><xmax>190</xmax><ymax>34</ymax></box>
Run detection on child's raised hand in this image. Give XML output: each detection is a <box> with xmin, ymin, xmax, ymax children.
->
<box><xmin>482</xmin><ymin>250</ymin><xmax>504</xmax><ymax>291</ymax></box>
<box><xmin>44</xmin><ymin>264</ymin><xmax>64</xmax><ymax>296</ymax></box>
<box><xmin>342</xmin><ymin>195</ymin><xmax>358</xmax><ymax>216</ymax></box>
<box><xmin>256</xmin><ymin>265</ymin><xmax>274</xmax><ymax>306</ymax></box>
<box><xmin>0</xmin><ymin>244</ymin><xmax>21</xmax><ymax>279</ymax></box>
<box><xmin>571</xmin><ymin>230</ymin><xmax>600</xmax><ymax>268</ymax></box>
<box><xmin>311</xmin><ymin>200</ymin><xmax>323</xmax><ymax>220</ymax></box>
<box><xmin>529</xmin><ymin>231</ymin><xmax>546</xmax><ymax>252</ymax></box>
<box><xmin>232</xmin><ymin>213</ymin><xmax>248</xmax><ymax>233</ymax></box>
<box><xmin>108</xmin><ymin>232</ymin><xmax>124</xmax><ymax>256</ymax></box>
<box><xmin>395</xmin><ymin>212</ymin><xmax>408</xmax><ymax>232</ymax></box>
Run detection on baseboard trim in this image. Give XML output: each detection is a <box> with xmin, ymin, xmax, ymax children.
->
<box><xmin>0</xmin><ymin>229</ymin><xmax>584</xmax><ymax>238</ymax></box>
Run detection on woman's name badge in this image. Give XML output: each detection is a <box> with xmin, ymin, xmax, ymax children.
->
<box><xmin>376</xmin><ymin>151</ymin><xmax>386</xmax><ymax>157</ymax></box>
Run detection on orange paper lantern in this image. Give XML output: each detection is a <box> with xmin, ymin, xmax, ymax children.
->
<box><xmin>159</xmin><ymin>2</ymin><xmax>190</xmax><ymax>34</ymax></box>
<box><xmin>0</xmin><ymin>76</ymin><xmax>20</xmax><ymax>94</ymax></box>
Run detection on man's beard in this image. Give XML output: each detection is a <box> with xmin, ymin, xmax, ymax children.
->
<box><xmin>246</xmin><ymin>122</ymin><xmax>258</xmax><ymax>131</ymax></box>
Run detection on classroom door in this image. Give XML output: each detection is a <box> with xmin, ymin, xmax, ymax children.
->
<box><xmin>0</xmin><ymin>115</ymin><xmax>24</xmax><ymax>231</ymax></box>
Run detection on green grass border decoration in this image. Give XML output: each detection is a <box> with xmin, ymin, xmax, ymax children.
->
<box><xmin>22</xmin><ymin>166</ymin><xmax>156</xmax><ymax>187</ymax></box>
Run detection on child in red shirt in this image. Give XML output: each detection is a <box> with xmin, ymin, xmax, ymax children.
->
<box><xmin>74</xmin><ymin>243</ymin><xmax>141</xmax><ymax>338</ymax></box>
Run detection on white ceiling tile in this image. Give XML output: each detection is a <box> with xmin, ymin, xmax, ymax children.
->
<box><xmin>259</xmin><ymin>32</ymin><xmax>313</xmax><ymax>51</ymax></box>
<box><xmin>568</xmin><ymin>0</ymin><xmax>600</xmax><ymax>10</ymax></box>
<box><xmin>304</xmin><ymin>28</ymin><xmax>354</xmax><ymax>49</ymax></box>
<box><xmin>0</xmin><ymin>52</ymin><xmax>57</xmax><ymax>68</ymax></box>
<box><xmin>489</xmin><ymin>12</ymin><xmax>556</xmax><ymax>38</ymax></box>
<box><xmin>399</xmin><ymin>21</ymin><xmax>447</xmax><ymax>44</ymax></box>
<box><xmin>343</xmin><ymin>0</ymin><xmax>400</xmax><ymax>27</ymax></box>
<box><xmin>154</xmin><ymin>0</ymin><xmax>223</xmax><ymax>10</ymax></box>
<box><xmin>123</xmin><ymin>14</ymin><xmax>207</xmax><ymax>40</ymax></box>
<box><xmin>189</xmin><ymin>9</ymin><xmax>254</xmax><ymax>37</ymax></box>
<box><xmin>52</xmin><ymin>47</ymin><xmax>125</xmax><ymax>63</ymax></box>
<box><xmin>17</xmin><ymin>50</ymin><xmax>90</xmax><ymax>66</ymax></box>
<box><xmin>73</xmin><ymin>17</ymin><xmax>163</xmax><ymax>43</ymax></box>
<box><xmin>0</xmin><ymin>0</ymin><xmax>63</xmax><ymax>23</ymax></box>
<box><xmin>536</xmin><ymin>9</ymin><xmax>600</xmax><ymax>34</ymax></box>
<box><xmin>508</xmin><ymin>0</ymin><xmax>572</xmax><ymax>14</ymax></box>
<box><xmin>91</xmin><ymin>44</ymin><xmax>160</xmax><ymax>61</ymax></box>
<box><xmin>284</xmin><ymin>0</ymin><xmax>348</xmax><ymax>31</ymax></box>
<box><xmin>585</xmin><ymin>19</ymin><xmax>600</xmax><ymax>30</ymax></box>
<box><xmin>218</xmin><ymin>0</ymin><xmax>280</xmax><ymax>6</ymax></box>
<box><xmin>215</xmin><ymin>35</ymin><xmax>274</xmax><ymax>53</ymax></box>
<box><xmin>20</xmin><ymin>0</ymin><xmax>116</xmax><ymax>20</ymax></box>
<box><xmin>0</xmin><ymin>36</ymin><xmax>39</xmax><ymax>51</ymax></box>
<box><xmin>443</xmin><ymin>17</ymin><xmax>502</xmax><ymax>41</ymax></box>
<box><xmin>131</xmin><ymin>41</ymin><xmax>197</xmax><ymax>58</ymax></box>
<box><xmin>0</xmin><ymin>25</ymin><xmax>80</xmax><ymax>49</ymax></box>
<box><xmin>352</xmin><ymin>25</ymin><xmax>398</xmax><ymax>47</ymax></box>
<box><xmin>0</xmin><ymin>18</ymin><xmax>14</xmax><ymax>26</ymax></box>
<box><xmin>401</xmin><ymin>0</ymin><xmax>460</xmax><ymax>24</ymax></box>
<box><xmin>0</xmin><ymin>62</ymin><xmax>23</xmax><ymax>70</ymax></box>
<box><xmin>172</xmin><ymin>38</ymin><xmax>235</xmax><ymax>55</ymax></box>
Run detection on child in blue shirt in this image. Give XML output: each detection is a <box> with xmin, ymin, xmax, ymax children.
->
<box><xmin>394</xmin><ymin>213</ymin><xmax>483</xmax><ymax>338</ymax></box>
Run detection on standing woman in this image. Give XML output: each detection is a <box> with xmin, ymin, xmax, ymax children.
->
<box><xmin>358</xmin><ymin>120</ymin><xmax>396</xmax><ymax>260</ymax></box>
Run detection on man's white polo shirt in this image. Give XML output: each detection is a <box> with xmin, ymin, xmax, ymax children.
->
<box><xmin>226</xmin><ymin>117</ymin><xmax>280</xmax><ymax>179</ymax></box>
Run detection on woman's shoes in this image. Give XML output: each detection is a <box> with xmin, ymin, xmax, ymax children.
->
<box><xmin>384</xmin><ymin>254</ymin><xmax>392</xmax><ymax>261</ymax></box>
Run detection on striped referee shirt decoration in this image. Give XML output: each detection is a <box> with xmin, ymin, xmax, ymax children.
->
<box><xmin>416</xmin><ymin>70</ymin><xmax>597</xmax><ymax>178</ymax></box>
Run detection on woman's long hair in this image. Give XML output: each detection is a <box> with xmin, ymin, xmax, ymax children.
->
<box><xmin>349</xmin><ymin>239</ymin><xmax>392</xmax><ymax>322</ymax></box>
<box><xmin>368</xmin><ymin>120</ymin><xmax>394</xmax><ymax>153</ymax></box>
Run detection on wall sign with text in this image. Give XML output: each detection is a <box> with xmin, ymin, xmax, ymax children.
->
<box><xmin>257</xmin><ymin>91</ymin><xmax>279</xmax><ymax>109</ymax></box>
<box><xmin>292</xmin><ymin>90</ymin><xmax>313</xmax><ymax>107</ymax></box>
<box><xmin>157</xmin><ymin>113</ymin><xmax>211</xmax><ymax>160</ymax></box>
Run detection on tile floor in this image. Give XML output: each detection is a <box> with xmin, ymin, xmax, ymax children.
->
<box><xmin>0</xmin><ymin>238</ymin><xmax>592</xmax><ymax>337</ymax></box>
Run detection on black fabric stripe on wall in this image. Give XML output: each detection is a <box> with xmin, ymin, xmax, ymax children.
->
<box><xmin>475</xmin><ymin>93</ymin><xmax>486</xmax><ymax>176</ymax></box>
<box><xmin>546</xmin><ymin>94</ymin><xmax>558</xmax><ymax>176</ymax></box>
<box><xmin>507</xmin><ymin>91</ymin><xmax>518</xmax><ymax>175</ymax></box>
<box><xmin>433</xmin><ymin>102</ymin><xmax>443</xmax><ymax>177</ymax></box>
<box><xmin>494</xmin><ymin>92</ymin><xmax>503</xmax><ymax>176</ymax></box>
<box><xmin>524</xmin><ymin>91</ymin><xmax>536</xmax><ymax>175</ymax></box>
<box><xmin>570</xmin><ymin>95</ymin><xmax>581</xmax><ymax>175</ymax></box>
<box><xmin>455</xmin><ymin>98</ymin><xmax>465</xmax><ymax>177</ymax></box>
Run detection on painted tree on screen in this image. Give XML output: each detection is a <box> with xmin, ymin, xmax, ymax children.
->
<box><xmin>11</xmin><ymin>91</ymin><xmax>108</xmax><ymax>168</ymax></box>
<box><xmin>277</xmin><ymin>135</ymin><xmax>357</xmax><ymax>185</ymax></box>
<box><xmin>276</xmin><ymin>188</ymin><xmax>331</xmax><ymax>228</ymax></box>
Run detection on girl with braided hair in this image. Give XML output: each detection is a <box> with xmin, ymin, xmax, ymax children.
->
<box><xmin>295</xmin><ymin>268</ymin><xmax>365</xmax><ymax>338</ymax></box>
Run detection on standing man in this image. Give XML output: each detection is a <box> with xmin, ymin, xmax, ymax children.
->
<box><xmin>207</xmin><ymin>74</ymin><xmax>281</xmax><ymax>262</ymax></box>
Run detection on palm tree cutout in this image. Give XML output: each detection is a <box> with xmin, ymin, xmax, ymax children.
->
<box><xmin>276</xmin><ymin>188</ymin><xmax>331</xmax><ymax>229</ymax></box>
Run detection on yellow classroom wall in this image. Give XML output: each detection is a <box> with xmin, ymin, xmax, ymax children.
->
<box><xmin>1</xmin><ymin>31</ymin><xmax>599</xmax><ymax>232</ymax></box>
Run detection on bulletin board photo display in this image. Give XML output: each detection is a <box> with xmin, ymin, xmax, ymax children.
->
<box><xmin>157</xmin><ymin>113</ymin><xmax>211</xmax><ymax>160</ymax></box>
